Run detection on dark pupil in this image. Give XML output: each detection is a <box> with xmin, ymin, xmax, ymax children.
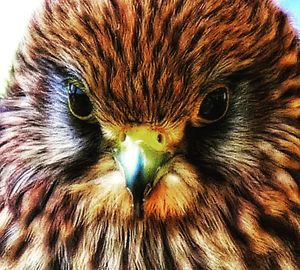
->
<box><xmin>199</xmin><ymin>88</ymin><xmax>228</xmax><ymax>121</ymax></box>
<box><xmin>69</xmin><ymin>84</ymin><xmax>92</xmax><ymax>117</ymax></box>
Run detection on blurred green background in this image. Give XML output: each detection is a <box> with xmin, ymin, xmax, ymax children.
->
<box><xmin>0</xmin><ymin>1</ymin><xmax>299</xmax><ymax>96</ymax></box>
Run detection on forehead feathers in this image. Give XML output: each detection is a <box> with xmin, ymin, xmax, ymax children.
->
<box><xmin>22</xmin><ymin>0</ymin><xmax>294</xmax><ymax>124</ymax></box>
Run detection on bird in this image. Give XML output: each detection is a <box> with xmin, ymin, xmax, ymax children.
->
<box><xmin>0</xmin><ymin>0</ymin><xmax>299</xmax><ymax>269</ymax></box>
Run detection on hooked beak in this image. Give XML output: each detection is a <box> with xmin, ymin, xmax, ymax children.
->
<box><xmin>115</xmin><ymin>126</ymin><xmax>170</xmax><ymax>218</ymax></box>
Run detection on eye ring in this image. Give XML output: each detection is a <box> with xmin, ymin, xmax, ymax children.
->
<box><xmin>198</xmin><ymin>86</ymin><xmax>229</xmax><ymax>123</ymax></box>
<box><xmin>66</xmin><ymin>79</ymin><xmax>94</xmax><ymax>121</ymax></box>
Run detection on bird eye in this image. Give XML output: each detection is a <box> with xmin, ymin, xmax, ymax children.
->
<box><xmin>67</xmin><ymin>81</ymin><xmax>93</xmax><ymax>120</ymax></box>
<box><xmin>199</xmin><ymin>87</ymin><xmax>229</xmax><ymax>122</ymax></box>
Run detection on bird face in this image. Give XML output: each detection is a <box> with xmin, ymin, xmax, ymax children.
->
<box><xmin>12</xmin><ymin>0</ymin><xmax>241</xmax><ymax>221</ymax></box>
<box><xmin>0</xmin><ymin>0</ymin><xmax>299</xmax><ymax>269</ymax></box>
<box><xmin>61</xmin><ymin>74</ymin><xmax>207</xmax><ymax>221</ymax></box>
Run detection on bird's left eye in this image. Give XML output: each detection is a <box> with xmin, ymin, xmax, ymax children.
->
<box><xmin>67</xmin><ymin>82</ymin><xmax>93</xmax><ymax>120</ymax></box>
<box><xmin>198</xmin><ymin>86</ymin><xmax>229</xmax><ymax>123</ymax></box>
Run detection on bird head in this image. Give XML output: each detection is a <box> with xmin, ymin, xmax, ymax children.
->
<box><xmin>1</xmin><ymin>0</ymin><xmax>299</xmax><ymax>226</ymax></box>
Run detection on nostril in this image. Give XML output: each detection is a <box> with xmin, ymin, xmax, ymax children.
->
<box><xmin>157</xmin><ymin>133</ymin><xmax>164</xmax><ymax>144</ymax></box>
<box><xmin>120</xmin><ymin>132</ymin><xmax>126</xmax><ymax>142</ymax></box>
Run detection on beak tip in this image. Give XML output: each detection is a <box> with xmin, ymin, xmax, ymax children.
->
<box><xmin>126</xmin><ymin>176</ymin><xmax>148</xmax><ymax>219</ymax></box>
<box><xmin>133</xmin><ymin>200</ymin><xmax>144</xmax><ymax>219</ymax></box>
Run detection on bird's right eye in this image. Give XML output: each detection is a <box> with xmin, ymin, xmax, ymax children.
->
<box><xmin>67</xmin><ymin>81</ymin><xmax>93</xmax><ymax>120</ymax></box>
